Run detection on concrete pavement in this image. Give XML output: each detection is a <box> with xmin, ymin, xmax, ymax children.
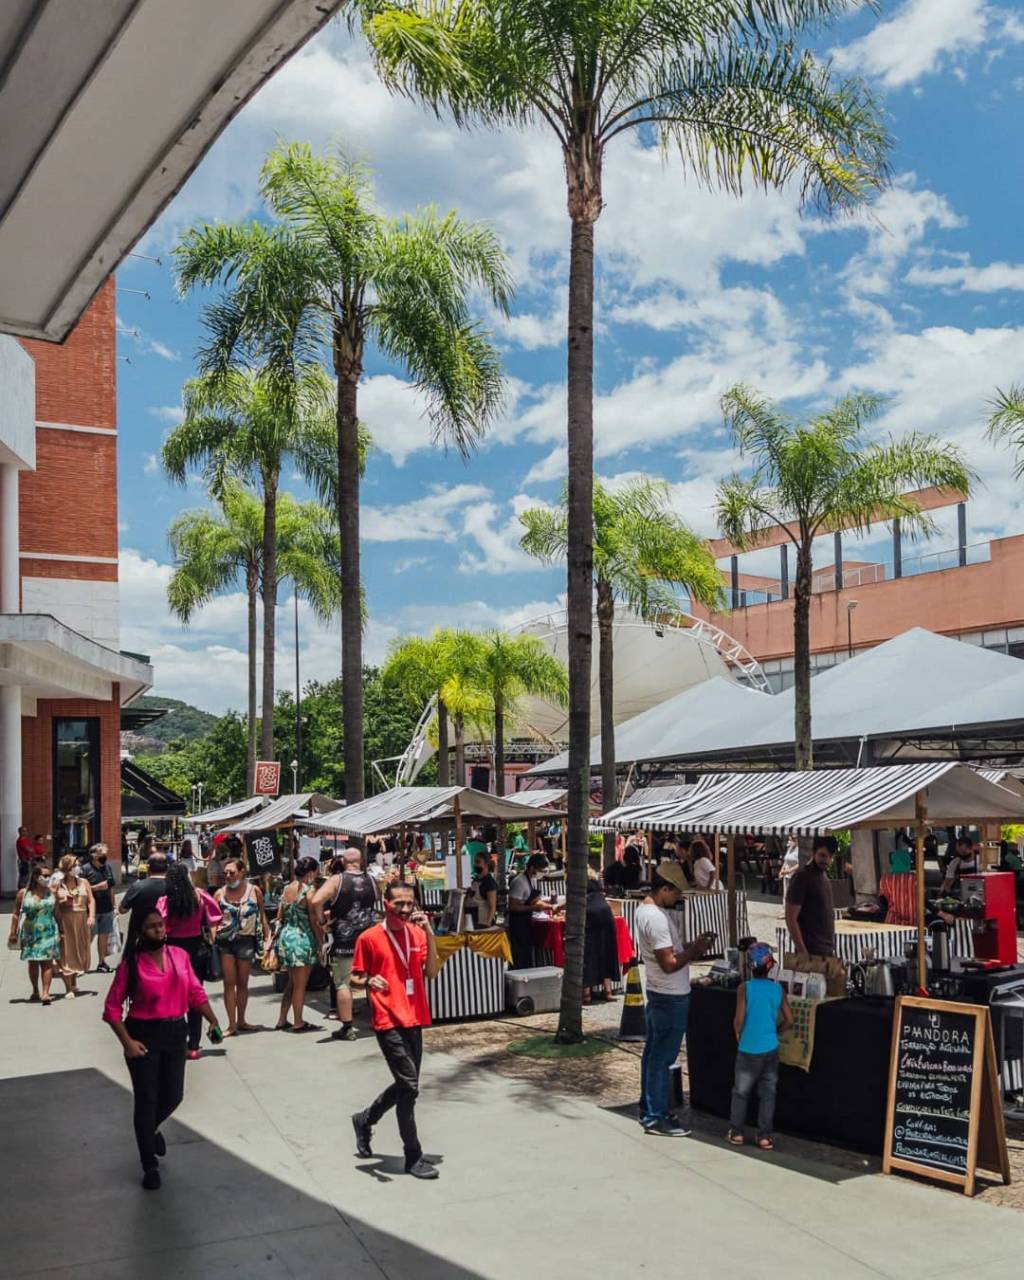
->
<box><xmin>0</xmin><ymin>937</ymin><xmax>1021</xmax><ymax>1280</ymax></box>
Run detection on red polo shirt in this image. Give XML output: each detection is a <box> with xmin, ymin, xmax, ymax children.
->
<box><xmin>15</xmin><ymin>837</ymin><xmax>32</xmax><ymax>862</ymax></box>
<box><xmin>352</xmin><ymin>921</ymin><xmax>432</xmax><ymax>1032</ymax></box>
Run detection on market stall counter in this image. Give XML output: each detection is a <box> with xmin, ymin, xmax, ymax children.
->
<box><xmin>427</xmin><ymin>928</ymin><xmax>512</xmax><ymax>1023</ymax></box>
<box><xmin>688</xmin><ymin>982</ymin><xmax>893</xmax><ymax>1155</ymax></box>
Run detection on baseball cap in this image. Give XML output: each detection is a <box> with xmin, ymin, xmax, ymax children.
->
<box><xmin>653</xmin><ymin>860</ymin><xmax>688</xmax><ymax>892</ymax></box>
<box><xmin>748</xmin><ymin>942</ymin><xmax>774</xmax><ymax>970</ymax></box>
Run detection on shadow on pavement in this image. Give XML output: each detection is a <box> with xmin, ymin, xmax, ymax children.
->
<box><xmin>0</xmin><ymin>1067</ymin><xmax>485</xmax><ymax>1280</ymax></box>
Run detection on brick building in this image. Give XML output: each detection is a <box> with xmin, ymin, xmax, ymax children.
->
<box><xmin>0</xmin><ymin>282</ymin><xmax>151</xmax><ymax>892</ymax></box>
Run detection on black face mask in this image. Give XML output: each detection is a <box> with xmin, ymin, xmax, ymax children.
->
<box><xmin>138</xmin><ymin>935</ymin><xmax>164</xmax><ymax>952</ymax></box>
<box><xmin>97</xmin><ymin>856</ymin><xmax>107</xmax><ymax>865</ymax></box>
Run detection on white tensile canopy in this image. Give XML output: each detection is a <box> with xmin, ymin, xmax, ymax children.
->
<box><xmin>185</xmin><ymin>796</ymin><xmax>268</xmax><ymax>827</ymax></box>
<box><xmin>223</xmin><ymin>793</ymin><xmax>342</xmax><ymax>832</ymax></box>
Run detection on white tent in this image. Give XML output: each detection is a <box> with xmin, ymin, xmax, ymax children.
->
<box><xmin>298</xmin><ymin>786</ymin><xmax>564</xmax><ymax>837</ymax></box>
<box><xmin>223</xmin><ymin>793</ymin><xmax>342</xmax><ymax>832</ymax></box>
<box><xmin>186</xmin><ymin>796</ymin><xmax>267</xmax><ymax>827</ymax></box>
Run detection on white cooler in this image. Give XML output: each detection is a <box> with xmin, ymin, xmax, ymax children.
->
<box><xmin>506</xmin><ymin>966</ymin><xmax>563</xmax><ymax>1015</ymax></box>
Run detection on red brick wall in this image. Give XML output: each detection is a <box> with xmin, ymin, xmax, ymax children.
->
<box><xmin>19</xmin><ymin>278</ymin><xmax>117</xmax><ymax>428</ymax></box>
<box><xmin>22</xmin><ymin>687</ymin><xmax>122</xmax><ymax>866</ymax></box>
<box><xmin>19</xmin><ymin>560</ymin><xmax>118</xmax><ymax>582</ymax></box>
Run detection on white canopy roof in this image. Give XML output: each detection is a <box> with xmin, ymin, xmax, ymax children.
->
<box><xmin>0</xmin><ymin>0</ymin><xmax>340</xmax><ymax>341</ymax></box>
<box><xmin>224</xmin><ymin>793</ymin><xmax>342</xmax><ymax>832</ymax></box>
<box><xmin>299</xmin><ymin>786</ymin><xmax>565</xmax><ymax>837</ymax></box>
<box><xmin>185</xmin><ymin>796</ymin><xmax>267</xmax><ymax>827</ymax></box>
<box><xmin>599</xmin><ymin>762</ymin><xmax>1024</xmax><ymax>836</ymax></box>
<box><xmin>507</xmin><ymin>788</ymin><xmax>568</xmax><ymax>809</ymax></box>
<box><xmin>531</xmin><ymin>628</ymin><xmax>1024</xmax><ymax>773</ymax></box>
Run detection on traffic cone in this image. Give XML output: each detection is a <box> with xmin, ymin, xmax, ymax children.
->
<box><xmin>617</xmin><ymin>959</ymin><xmax>646</xmax><ymax>1042</ymax></box>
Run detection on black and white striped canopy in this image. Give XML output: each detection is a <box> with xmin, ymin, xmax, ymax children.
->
<box><xmin>599</xmin><ymin>762</ymin><xmax>1024</xmax><ymax>836</ymax></box>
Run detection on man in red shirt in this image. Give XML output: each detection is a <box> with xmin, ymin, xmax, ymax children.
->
<box><xmin>15</xmin><ymin>827</ymin><xmax>33</xmax><ymax>889</ymax></box>
<box><xmin>350</xmin><ymin>880</ymin><xmax>441</xmax><ymax>1179</ymax></box>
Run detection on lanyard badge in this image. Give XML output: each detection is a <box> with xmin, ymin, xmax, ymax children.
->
<box><xmin>385</xmin><ymin>923</ymin><xmax>416</xmax><ymax>996</ymax></box>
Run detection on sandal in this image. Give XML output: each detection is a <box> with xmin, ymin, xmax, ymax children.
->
<box><xmin>290</xmin><ymin>1021</ymin><xmax>318</xmax><ymax>1033</ymax></box>
<box><xmin>726</xmin><ymin>1129</ymin><xmax>745</xmax><ymax>1146</ymax></box>
<box><xmin>757</xmin><ymin>1136</ymin><xmax>775</xmax><ymax>1151</ymax></box>
<box><xmin>275</xmin><ymin>1022</ymin><xmax>290</xmax><ymax>1031</ymax></box>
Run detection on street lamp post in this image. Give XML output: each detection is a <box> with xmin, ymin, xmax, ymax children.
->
<box><xmin>290</xmin><ymin>758</ymin><xmax>299</xmax><ymax>795</ymax></box>
<box><xmin>196</xmin><ymin>782</ymin><xmax>204</xmax><ymax>816</ymax></box>
<box><xmin>846</xmin><ymin>599</ymin><xmax>859</xmax><ymax>659</ymax></box>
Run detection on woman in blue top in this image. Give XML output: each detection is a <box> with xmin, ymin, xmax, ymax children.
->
<box><xmin>727</xmin><ymin>942</ymin><xmax>792</xmax><ymax>1149</ymax></box>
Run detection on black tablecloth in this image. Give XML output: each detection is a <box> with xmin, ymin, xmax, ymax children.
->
<box><xmin>688</xmin><ymin>984</ymin><xmax>895</xmax><ymax>1155</ymax></box>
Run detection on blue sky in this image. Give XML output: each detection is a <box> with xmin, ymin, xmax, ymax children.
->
<box><xmin>115</xmin><ymin>1</ymin><xmax>1024</xmax><ymax>713</ymax></box>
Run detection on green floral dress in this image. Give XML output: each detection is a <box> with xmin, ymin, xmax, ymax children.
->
<box><xmin>19</xmin><ymin>890</ymin><xmax>61</xmax><ymax>962</ymax></box>
<box><xmin>276</xmin><ymin>883</ymin><xmax>316</xmax><ymax>969</ymax></box>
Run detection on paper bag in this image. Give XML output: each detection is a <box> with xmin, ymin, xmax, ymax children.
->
<box><xmin>784</xmin><ymin>951</ymin><xmax>846</xmax><ymax>998</ymax></box>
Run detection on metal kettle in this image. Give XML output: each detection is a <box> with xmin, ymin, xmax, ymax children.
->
<box><xmin>853</xmin><ymin>959</ymin><xmax>896</xmax><ymax>997</ymax></box>
<box><xmin>929</xmin><ymin>920</ymin><xmax>951</xmax><ymax>972</ymax></box>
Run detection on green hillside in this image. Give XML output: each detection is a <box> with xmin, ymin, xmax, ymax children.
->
<box><xmin>131</xmin><ymin>695</ymin><xmax>218</xmax><ymax>744</ymax></box>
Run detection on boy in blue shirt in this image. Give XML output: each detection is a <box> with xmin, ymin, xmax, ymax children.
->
<box><xmin>727</xmin><ymin>942</ymin><xmax>792</xmax><ymax>1150</ymax></box>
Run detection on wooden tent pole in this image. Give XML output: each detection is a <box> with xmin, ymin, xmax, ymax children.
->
<box><xmin>453</xmin><ymin>793</ymin><xmax>464</xmax><ymax>890</ymax></box>
<box><xmin>647</xmin><ymin>829</ymin><xmax>654</xmax><ymax>882</ymax></box>
<box><xmin>726</xmin><ymin>834</ymin><xmax>737</xmax><ymax>948</ymax></box>
<box><xmin>713</xmin><ymin>832</ymin><xmax>721</xmax><ymax>888</ymax></box>
<box><xmin>915</xmin><ymin>791</ymin><xmax>928</xmax><ymax>995</ymax></box>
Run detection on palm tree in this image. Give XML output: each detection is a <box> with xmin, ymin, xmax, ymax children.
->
<box><xmin>163</xmin><ymin>359</ymin><xmax>334</xmax><ymax>769</ymax></box>
<box><xmin>255</xmin><ymin>141</ymin><xmax>513</xmax><ymax>806</ymax></box>
<box><xmin>359</xmin><ymin>0</ymin><xmax>891</xmax><ymax>1042</ymax></box>
<box><xmin>521</xmin><ymin>477</ymin><xmax>722</xmax><ymax>862</ymax></box>
<box><xmin>167</xmin><ymin>485</ymin><xmax>341</xmax><ymax>790</ymax></box>
<box><xmin>987</xmin><ymin>386</ymin><xmax>1024</xmax><ymax>472</ymax></box>
<box><xmin>716</xmin><ymin>386</ymin><xmax>974</xmax><ymax>769</ymax></box>
<box><xmin>382</xmin><ymin>631</ymin><xmax>456</xmax><ymax>785</ymax></box>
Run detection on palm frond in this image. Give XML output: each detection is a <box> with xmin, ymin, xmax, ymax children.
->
<box><xmin>987</xmin><ymin>384</ymin><xmax>1024</xmax><ymax>481</ymax></box>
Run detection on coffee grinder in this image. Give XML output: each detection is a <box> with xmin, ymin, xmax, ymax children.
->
<box><xmin>960</xmin><ymin>870</ymin><xmax>1017</xmax><ymax>966</ymax></box>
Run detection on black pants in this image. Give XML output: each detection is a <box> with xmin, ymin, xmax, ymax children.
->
<box><xmin>364</xmin><ymin>1027</ymin><xmax>423</xmax><ymax>1165</ymax></box>
<box><xmin>508</xmin><ymin>915</ymin><xmax>534</xmax><ymax>970</ymax></box>
<box><xmin>125</xmin><ymin>1018</ymin><xmax>187</xmax><ymax>1171</ymax></box>
<box><xmin>169</xmin><ymin>937</ymin><xmax>205</xmax><ymax>1050</ymax></box>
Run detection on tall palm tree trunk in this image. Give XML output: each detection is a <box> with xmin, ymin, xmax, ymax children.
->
<box><xmin>793</xmin><ymin>541</ymin><xmax>813</xmax><ymax>770</ymax></box>
<box><xmin>437</xmin><ymin>699</ymin><xmax>450</xmax><ymax>786</ymax></box>
<box><xmin>494</xmin><ymin>694</ymin><xmax>505</xmax><ymax>797</ymax></box>
<box><xmin>454</xmin><ymin>713</ymin><xmax>465</xmax><ymax>787</ymax></box>
<box><xmin>246</xmin><ymin>573</ymin><xmax>258</xmax><ymax>794</ymax></box>
<box><xmin>260</xmin><ymin>480</ymin><xmax>278</xmax><ymax>766</ymax></box>
<box><xmin>337</xmin><ymin>357</ymin><xmax>365</xmax><ymax>805</ymax></box>
<box><xmin>597</xmin><ymin>578</ymin><xmax>616</xmax><ymax>867</ymax></box>
<box><xmin>558</xmin><ymin>143</ymin><xmax>600</xmax><ymax>1044</ymax></box>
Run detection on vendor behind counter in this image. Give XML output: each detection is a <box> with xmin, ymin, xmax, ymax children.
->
<box><xmin>508</xmin><ymin>854</ymin><xmax>551</xmax><ymax>969</ymax></box>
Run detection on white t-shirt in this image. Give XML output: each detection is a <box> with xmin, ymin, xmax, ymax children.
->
<box><xmin>509</xmin><ymin>873</ymin><xmax>537</xmax><ymax>905</ymax></box>
<box><xmin>693</xmin><ymin>857</ymin><xmax>716</xmax><ymax>890</ymax></box>
<box><xmin>636</xmin><ymin>902</ymin><xmax>690</xmax><ymax>996</ymax></box>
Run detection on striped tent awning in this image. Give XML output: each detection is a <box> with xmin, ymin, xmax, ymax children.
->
<box><xmin>297</xmin><ymin>785</ymin><xmax>565</xmax><ymax>837</ymax></box>
<box><xmin>598</xmin><ymin>762</ymin><xmax>1024</xmax><ymax>836</ymax></box>
<box><xmin>224</xmin><ymin>793</ymin><xmax>343</xmax><ymax>832</ymax></box>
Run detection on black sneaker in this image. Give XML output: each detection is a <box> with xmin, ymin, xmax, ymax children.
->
<box><xmin>154</xmin><ymin>1132</ymin><xmax>166</xmax><ymax>1158</ymax></box>
<box><xmin>643</xmin><ymin>1117</ymin><xmax>692</xmax><ymax>1138</ymax></box>
<box><xmin>406</xmin><ymin>1158</ymin><xmax>440</xmax><ymax>1180</ymax></box>
<box><xmin>96</xmin><ymin>962</ymin><xmax>111</xmax><ymax>974</ymax></box>
<box><xmin>141</xmin><ymin>1168</ymin><xmax>161</xmax><ymax>1191</ymax></box>
<box><xmin>332</xmin><ymin>1025</ymin><xmax>358</xmax><ymax>1041</ymax></box>
<box><xmin>352</xmin><ymin>1112</ymin><xmax>373</xmax><ymax>1158</ymax></box>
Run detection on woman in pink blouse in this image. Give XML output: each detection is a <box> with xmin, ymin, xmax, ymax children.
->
<box><xmin>157</xmin><ymin>862</ymin><xmax>223</xmax><ymax>1060</ymax></box>
<box><xmin>103</xmin><ymin>907</ymin><xmax>223</xmax><ymax>1190</ymax></box>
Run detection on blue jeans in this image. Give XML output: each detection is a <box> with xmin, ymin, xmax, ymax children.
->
<box><xmin>640</xmin><ymin>991</ymin><xmax>689</xmax><ymax>1126</ymax></box>
<box><xmin>729</xmin><ymin>1049</ymin><xmax>779</xmax><ymax>1138</ymax></box>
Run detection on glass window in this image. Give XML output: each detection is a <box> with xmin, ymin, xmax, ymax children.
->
<box><xmin>53</xmin><ymin>718</ymin><xmax>100</xmax><ymax>855</ymax></box>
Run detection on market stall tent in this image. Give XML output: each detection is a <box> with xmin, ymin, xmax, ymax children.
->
<box><xmin>300</xmin><ymin>786</ymin><xmax>565</xmax><ymax>837</ymax></box>
<box><xmin>223</xmin><ymin>793</ymin><xmax>342</xmax><ymax>832</ymax></box>
<box><xmin>186</xmin><ymin>796</ymin><xmax>268</xmax><ymax>827</ymax></box>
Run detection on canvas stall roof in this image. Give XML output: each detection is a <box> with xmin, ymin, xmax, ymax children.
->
<box><xmin>225</xmin><ymin>793</ymin><xmax>342</xmax><ymax>832</ymax></box>
<box><xmin>590</xmin><ymin>782</ymin><xmax>698</xmax><ymax>831</ymax></box>
<box><xmin>507</xmin><ymin>788</ymin><xmax>568</xmax><ymax>809</ymax></box>
<box><xmin>185</xmin><ymin>796</ymin><xmax>267</xmax><ymax>827</ymax></box>
<box><xmin>0</xmin><ymin>0</ymin><xmax>341</xmax><ymax>341</ymax></box>
<box><xmin>531</xmin><ymin>629</ymin><xmax>1024</xmax><ymax>774</ymax></box>
<box><xmin>599</xmin><ymin>762</ymin><xmax>1024</xmax><ymax>836</ymax></box>
<box><xmin>299</xmin><ymin>786</ymin><xmax>565</xmax><ymax>837</ymax></box>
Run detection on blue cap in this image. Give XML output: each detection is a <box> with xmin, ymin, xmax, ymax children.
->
<box><xmin>748</xmin><ymin>942</ymin><xmax>774</xmax><ymax>970</ymax></box>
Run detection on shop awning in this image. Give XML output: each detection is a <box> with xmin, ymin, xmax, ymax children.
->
<box><xmin>298</xmin><ymin>786</ymin><xmax>566</xmax><ymax>837</ymax></box>
<box><xmin>599</xmin><ymin>762</ymin><xmax>1024</xmax><ymax>836</ymax></box>
<box><xmin>0</xmin><ymin>613</ymin><xmax>152</xmax><ymax>705</ymax></box>
<box><xmin>224</xmin><ymin>792</ymin><xmax>343</xmax><ymax>832</ymax></box>
<box><xmin>186</xmin><ymin>796</ymin><xmax>268</xmax><ymax>827</ymax></box>
<box><xmin>120</xmin><ymin>760</ymin><xmax>186</xmax><ymax>819</ymax></box>
<box><xmin>0</xmin><ymin>0</ymin><xmax>342</xmax><ymax>341</ymax></box>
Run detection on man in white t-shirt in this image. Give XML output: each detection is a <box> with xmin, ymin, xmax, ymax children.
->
<box><xmin>636</xmin><ymin>860</ymin><xmax>711</xmax><ymax>1136</ymax></box>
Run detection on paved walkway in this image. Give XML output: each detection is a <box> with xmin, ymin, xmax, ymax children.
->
<box><xmin>0</xmin><ymin>939</ymin><xmax>1021</xmax><ymax>1280</ymax></box>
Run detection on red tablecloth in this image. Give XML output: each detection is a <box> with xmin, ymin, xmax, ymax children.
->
<box><xmin>880</xmin><ymin>873</ymin><xmax>917</xmax><ymax>925</ymax></box>
<box><xmin>530</xmin><ymin>915</ymin><xmax>633</xmax><ymax>967</ymax></box>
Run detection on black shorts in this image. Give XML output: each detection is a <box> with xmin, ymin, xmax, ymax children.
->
<box><xmin>216</xmin><ymin>935</ymin><xmax>257</xmax><ymax>963</ymax></box>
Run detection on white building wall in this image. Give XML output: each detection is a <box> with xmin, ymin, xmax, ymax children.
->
<box><xmin>0</xmin><ymin>336</ymin><xmax>35</xmax><ymax>469</ymax></box>
<box><xmin>21</xmin><ymin>576</ymin><xmax>120</xmax><ymax>649</ymax></box>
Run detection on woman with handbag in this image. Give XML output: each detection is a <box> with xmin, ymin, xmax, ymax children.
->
<box><xmin>157</xmin><ymin>862</ymin><xmax>223</xmax><ymax>1060</ymax></box>
<box><xmin>103</xmin><ymin>906</ymin><xmax>224</xmax><ymax>1190</ymax></box>
<box><xmin>214</xmin><ymin>858</ymin><xmax>271</xmax><ymax>1036</ymax></box>
<box><xmin>54</xmin><ymin>854</ymin><xmax>95</xmax><ymax>998</ymax></box>
<box><xmin>274</xmin><ymin>856</ymin><xmax>324</xmax><ymax>1032</ymax></box>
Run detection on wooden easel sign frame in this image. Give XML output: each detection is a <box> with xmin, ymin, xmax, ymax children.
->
<box><xmin>883</xmin><ymin>995</ymin><xmax>1011</xmax><ymax>1197</ymax></box>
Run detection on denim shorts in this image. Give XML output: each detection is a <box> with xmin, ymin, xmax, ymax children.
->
<box><xmin>216</xmin><ymin>935</ymin><xmax>257</xmax><ymax>963</ymax></box>
<box><xmin>92</xmin><ymin>912</ymin><xmax>114</xmax><ymax>936</ymax></box>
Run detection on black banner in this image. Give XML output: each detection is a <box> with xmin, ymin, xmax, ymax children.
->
<box><xmin>889</xmin><ymin>1002</ymin><xmax>976</xmax><ymax>1177</ymax></box>
<box><xmin>244</xmin><ymin>830</ymin><xmax>283</xmax><ymax>877</ymax></box>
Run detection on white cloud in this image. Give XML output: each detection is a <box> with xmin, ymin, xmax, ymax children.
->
<box><xmin>459</xmin><ymin>493</ymin><xmax>552</xmax><ymax>575</ymax></box>
<box><xmin>831</xmin><ymin>0</ymin><xmax>991</xmax><ymax>88</ymax></box>
<box><xmin>117</xmin><ymin>318</ymin><xmax>181</xmax><ymax>362</ymax></box>
<box><xmin>392</xmin><ymin>555</ymin><xmax>431</xmax><ymax>575</ymax></box>
<box><xmin>362</xmin><ymin>483</ymin><xmax>491</xmax><ymax>543</ymax></box>
<box><xmin>906</xmin><ymin>261</ymin><xmax>1024</xmax><ymax>292</ymax></box>
<box><xmin>148</xmin><ymin>405</ymin><xmax>184</xmax><ymax>426</ymax></box>
<box><xmin>143</xmin><ymin>454</ymin><xmax>158</xmax><ymax>475</ymax></box>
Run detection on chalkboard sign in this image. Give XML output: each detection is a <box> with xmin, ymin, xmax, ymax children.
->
<box><xmin>244</xmin><ymin>829</ymin><xmax>283</xmax><ymax>877</ymax></box>
<box><xmin>883</xmin><ymin>996</ymin><xmax>1010</xmax><ymax>1196</ymax></box>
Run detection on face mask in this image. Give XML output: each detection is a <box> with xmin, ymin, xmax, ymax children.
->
<box><xmin>38</xmin><ymin>876</ymin><xmax>50</xmax><ymax>888</ymax></box>
<box><xmin>138</xmin><ymin>934</ymin><xmax>164</xmax><ymax>951</ymax></box>
<box><xmin>97</xmin><ymin>856</ymin><xmax>107</xmax><ymax>865</ymax></box>
<box><xmin>227</xmin><ymin>878</ymin><xmax>242</xmax><ymax>889</ymax></box>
